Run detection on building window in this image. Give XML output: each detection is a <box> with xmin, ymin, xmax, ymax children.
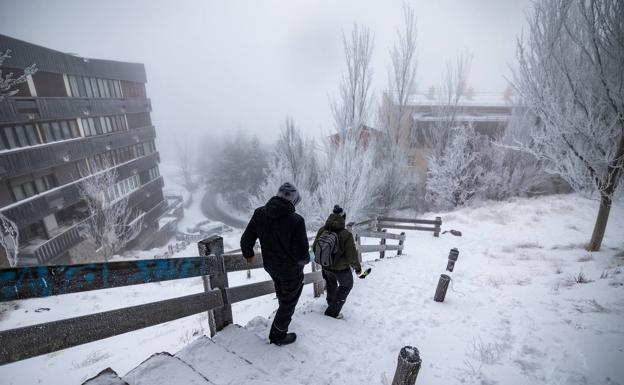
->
<box><xmin>10</xmin><ymin>174</ymin><xmax>57</xmax><ymax>203</ymax></box>
<box><xmin>25</xmin><ymin>124</ymin><xmax>39</xmax><ymax>145</ymax></box>
<box><xmin>3</xmin><ymin>127</ymin><xmax>17</xmax><ymax>148</ymax></box>
<box><xmin>34</xmin><ymin>119</ymin><xmax>81</xmax><ymax>144</ymax></box>
<box><xmin>14</xmin><ymin>125</ymin><xmax>29</xmax><ymax>147</ymax></box>
<box><xmin>67</xmin><ymin>75</ymin><xmax>121</xmax><ymax>98</ymax></box>
<box><xmin>41</xmin><ymin>122</ymin><xmax>53</xmax><ymax>142</ymax></box>
<box><xmin>68</xmin><ymin>76</ymin><xmax>79</xmax><ymax>97</ymax></box>
<box><xmin>1</xmin><ymin>124</ymin><xmax>43</xmax><ymax>149</ymax></box>
<box><xmin>148</xmin><ymin>166</ymin><xmax>160</xmax><ymax>181</ymax></box>
<box><xmin>90</xmin><ymin>78</ymin><xmax>100</xmax><ymax>98</ymax></box>
<box><xmin>69</xmin><ymin>120</ymin><xmax>80</xmax><ymax>137</ymax></box>
<box><xmin>51</xmin><ymin>122</ymin><xmax>63</xmax><ymax>141</ymax></box>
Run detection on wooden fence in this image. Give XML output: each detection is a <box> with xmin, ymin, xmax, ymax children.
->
<box><xmin>0</xmin><ymin>235</ymin><xmax>323</xmax><ymax>366</ymax></box>
<box><xmin>347</xmin><ymin>215</ymin><xmax>441</xmax><ymax>261</ymax></box>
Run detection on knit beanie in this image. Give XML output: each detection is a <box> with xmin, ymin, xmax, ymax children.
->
<box><xmin>276</xmin><ymin>182</ymin><xmax>301</xmax><ymax>207</ymax></box>
<box><xmin>333</xmin><ymin>205</ymin><xmax>346</xmax><ymax>219</ymax></box>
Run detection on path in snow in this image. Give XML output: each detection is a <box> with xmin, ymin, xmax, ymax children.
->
<box><xmin>200</xmin><ymin>188</ymin><xmax>247</xmax><ymax>229</ymax></box>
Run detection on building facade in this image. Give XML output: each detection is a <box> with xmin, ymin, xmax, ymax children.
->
<box><xmin>380</xmin><ymin>91</ymin><xmax>514</xmax><ymax>175</ymax></box>
<box><xmin>0</xmin><ymin>35</ymin><xmax>168</xmax><ymax>266</ymax></box>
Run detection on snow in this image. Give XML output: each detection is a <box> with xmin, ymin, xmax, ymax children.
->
<box><xmin>1</xmin><ymin>193</ymin><xmax>623</xmax><ymax>384</ymax></box>
<box><xmin>215</xmin><ymin>193</ymin><xmax>251</xmax><ymax>223</ymax></box>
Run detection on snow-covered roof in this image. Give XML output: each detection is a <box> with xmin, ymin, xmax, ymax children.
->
<box><xmin>403</xmin><ymin>92</ymin><xmax>513</xmax><ymax>107</ymax></box>
<box><xmin>413</xmin><ymin>114</ymin><xmax>510</xmax><ymax>122</ymax></box>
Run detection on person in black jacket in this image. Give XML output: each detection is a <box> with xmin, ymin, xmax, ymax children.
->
<box><xmin>240</xmin><ymin>182</ymin><xmax>309</xmax><ymax>346</ymax></box>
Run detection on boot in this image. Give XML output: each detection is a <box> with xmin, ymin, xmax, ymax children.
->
<box><xmin>270</xmin><ymin>332</ymin><xmax>297</xmax><ymax>346</ymax></box>
<box><xmin>324</xmin><ymin>299</ymin><xmax>345</xmax><ymax>318</ymax></box>
<box><xmin>269</xmin><ymin>323</ymin><xmax>297</xmax><ymax>346</ymax></box>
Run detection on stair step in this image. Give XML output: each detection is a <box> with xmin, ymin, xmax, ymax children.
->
<box><xmin>122</xmin><ymin>352</ymin><xmax>211</xmax><ymax>385</ymax></box>
<box><xmin>175</xmin><ymin>336</ymin><xmax>274</xmax><ymax>385</ymax></box>
<box><xmin>213</xmin><ymin>324</ymin><xmax>321</xmax><ymax>383</ymax></box>
<box><xmin>82</xmin><ymin>368</ymin><xmax>128</xmax><ymax>385</ymax></box>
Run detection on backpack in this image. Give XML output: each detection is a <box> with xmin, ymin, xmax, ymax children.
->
<box><xmin>314</xmin><ymin>230</ymin><xmax>340</xmax><ymax>267</ymax></box>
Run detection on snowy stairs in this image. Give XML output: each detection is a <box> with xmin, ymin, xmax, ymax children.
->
<box><xmin>82</xmin><ymin>321</ymin><xmax>310</xmax><ymax>385</ymax></box>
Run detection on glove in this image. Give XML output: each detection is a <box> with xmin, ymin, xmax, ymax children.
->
<box><xmin>355</xmin><ymin>270</ymin><xmax>362</xmax><ymax>275</ymax></box>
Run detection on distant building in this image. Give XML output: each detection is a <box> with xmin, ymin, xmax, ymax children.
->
<box><xmin>0</xmin><ymin>35</ymin><xmax>170</xmax><ymax>266</ymax></box>
<box><xmin>380</xmin><ymin>91</ymin><xmax>514</xmax><ymax>174</ymax></box>
<box><xmin>328</xmin><ymin>125</ymin><xmax>382</xmax><ymax>149</ymax></box>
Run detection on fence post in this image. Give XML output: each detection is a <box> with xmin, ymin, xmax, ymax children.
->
<box><xmin>391</xmin><ymin>346</ymin><xmax>422</xmax><ymax>385</ymax></box>
<box><xmin>311</xmin><ymin>261</ymin><xmax>325</xmax><ymax>297</ymax></box>
<box><xmin>433</xmin><ymin>216</ymin><xmax>441</xmax><ymax>237</ymax></box>
<box><xmin>434</xmin><ymin>274</ymin><xmax>450</xmax><ymax>302</ymax></box>
<box><xmin>379</xmin><ymin>229</ymin><xmax>387</xmax><ymax>259</ymax></box>
<box><xmin>198</xmin><ymin>236</ymin><xmax>233</xmax><ymax>336</ymax></box>
<box><xmin>397</xmin><ymin>232</ymin><xmax>406</xmax><ymax>256</ymax></box>
<box><xmin>375</xmin><ymin>215</ymin><xmax>381</xmax><ymax>231</ymax></box>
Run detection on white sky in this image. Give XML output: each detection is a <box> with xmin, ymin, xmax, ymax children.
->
<box><xmin>0</xmin><ymin>0</ymin><xmax>532</xmax><ymax>155</ymax></box>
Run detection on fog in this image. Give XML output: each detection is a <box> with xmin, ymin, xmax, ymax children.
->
<box><xmin>0</xmin><ymin>0</ymin><xmax>531</xmax><ymax>159</ymax></box>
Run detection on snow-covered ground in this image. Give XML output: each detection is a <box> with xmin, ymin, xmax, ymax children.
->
<box><xmin>1</xmin><ymin>193</ymin><xmax>623</xmax><ymax>384</ymax></box>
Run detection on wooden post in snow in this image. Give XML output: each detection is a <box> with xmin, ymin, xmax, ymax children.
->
<box><xmin>446</xmin><ymin>248</ymin><xmax>459</xmax><ymax>272</ymax></box>
<box><xmin>379</xmin><ymin>229</ymin><xmax>387</xmax><ymax>259</ymax></box>
<box><xmin>433</xmin><ymin>216</ymin><xmax>441</xmax><ymax>237</ymax></box>
<box><xmin>397</xmin><ymin>232</ymin><xmax>406</xmax><ymax>256</ymax></box>
<box><xmin>433</xmin><ymin>274</ymin><xmax>450</xmax><ymax>302</ymax></box>
<box><xmin>198</xmin><ymin>236</ymin><xmax>232</xmax><ymax>336</ymax></box>
<box><xmin>311</xmin><ymin>261</ymin><xmax>324</xmax><ymax>298</ymax></box>
<box><xmin>391</xmin><ymin>346</ymin><xmax>422</xmax><ymax>385</ymax></box>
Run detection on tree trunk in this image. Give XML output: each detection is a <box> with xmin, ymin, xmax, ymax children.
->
<box><xmin>588</xmin><ymin>124</ymin><xmax>624</xmax><ymax>251</ymax></box>
<box><xmin>587</xmin><ymin>192</ymin><xmax>612</xmax><ymax>251</ymax></box>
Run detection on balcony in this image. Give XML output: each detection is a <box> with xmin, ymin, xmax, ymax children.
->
<box><xmin>0</xmin><ymin>96</ymin><xmax>151</xmax><ymax>124</ymax></box>
<box><xmin>1</xmin><ymin>153</ymin><xmax>161</xmax><ymax>228</ymax></box>
<box><xmin>19</xmin><ymin>218</ymin><xmax>87</xmax><ymax>266</ymax></box>
<box><xmin>0</xmin><ymin>125</ymin><xmax>156</xmax><ymax>178</ymax></box>
<box><xmin>16</xmin><ymin>176</ymin><xmax>165</xmax><ymax>266</ymax></box>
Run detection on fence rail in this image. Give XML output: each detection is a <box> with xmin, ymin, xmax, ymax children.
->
<box><xmin>0</xmin><ymin>235</ymin><xmax>324</xmax><ymax>366</ymax></box>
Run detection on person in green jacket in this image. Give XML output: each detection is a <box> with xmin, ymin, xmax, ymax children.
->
<box><xmin>312</xmin><ymin>205</ymin><xmax>362</xmax><ymax>318</ymax></box>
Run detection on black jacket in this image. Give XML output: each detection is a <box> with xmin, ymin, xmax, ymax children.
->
<box><xmin>240</xmin><ymin>196</ymin><xmax>310</xmax><ymax>275</ymax></box>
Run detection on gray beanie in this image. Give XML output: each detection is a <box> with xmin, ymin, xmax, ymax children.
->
<box><xmin>276</xmin><ymin>182</ymin><xmax>301</xmax><ymax>207</ymax></box>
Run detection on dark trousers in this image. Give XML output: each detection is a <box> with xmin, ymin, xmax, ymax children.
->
<box><xmin>322</xmin><ymin>268</ymin><xmax>353</xmax><ymax>316</ymax></box>
<box><xmin>267</xmin><ymin>269</ymin><xmax>304</xmax><ymax>339</ymax></box>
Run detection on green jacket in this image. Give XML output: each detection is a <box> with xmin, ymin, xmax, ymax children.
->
<box><xmin>312</xmin><ymin>213</ymin><xmax>362</xmax><ymax>273</ymax></box>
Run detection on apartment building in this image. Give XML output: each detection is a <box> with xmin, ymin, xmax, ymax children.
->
<box><xmin>0</xmin><ymin>34</ymin><xmax>168</xmax><ymax>266</ymax></box>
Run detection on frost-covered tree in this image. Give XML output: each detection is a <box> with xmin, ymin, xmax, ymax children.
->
<box><xmin>0</xmin><ymin>213</ymin><xmax>19</xmax><ymax>267</ymax></box>
<box><xmin>208</xmin><ymin>130</ymin><xmax>269</xmax><ymax>211</ymax></box>
<box><xmin>317</xmin><ymin>130</ymin><xmax>381</xmax><ymax>221</ymax></box>
<box><xmin>251</xmin><ymin>117</ymin><xmax>321</xmax><ymax>224</ymax></box>
<box><xmin>331</xmin><ymin>23</ymin><xmax>375</xmax><ymax>133</ymax></box>
<box><xmin>0</xmin><ymin>49</ymin><xmax>37</xmax><ymax>102</ymax></box>
<box><xmin>422</xmin><ymin>51</ymin><xmax>473</xmax><ymax>158</ymax></box>
<box><xmin>426</xmin><ymin>126</ymin><xmax>485</xmax><ymax>208</ymax></box>
<box><xmin>514</xmin><ymin>0</ymin><xmax>624</xmax><ymax>250</ymax></box>
<box><xmin>376</xmin><ymin>3</ymin><xmax>419</xmax><ymax>210</ymax></box>
<box><xmin>79</xmin><ymin>162</ymin><xmax>143</xmax><ymax>261</ymax></box>
<box><xmin>175</xmin><ymin>138</ymin><xmax>198</xmax><ymax>192</ymax></box>
<box><xmin>485</xmin><ymin>107</ymin><xmax>549</xmax><ymax>200</ymax></box>
<box><xmin>318</xmin><ymin>24</ymin><xmax>381</xmax><ymax>221</ymax></box>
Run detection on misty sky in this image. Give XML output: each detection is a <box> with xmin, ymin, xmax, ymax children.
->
<box><xmin>1</xmin><ymin>0</ymin><xmax>531</xmax><ymax>157</ymax></box>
